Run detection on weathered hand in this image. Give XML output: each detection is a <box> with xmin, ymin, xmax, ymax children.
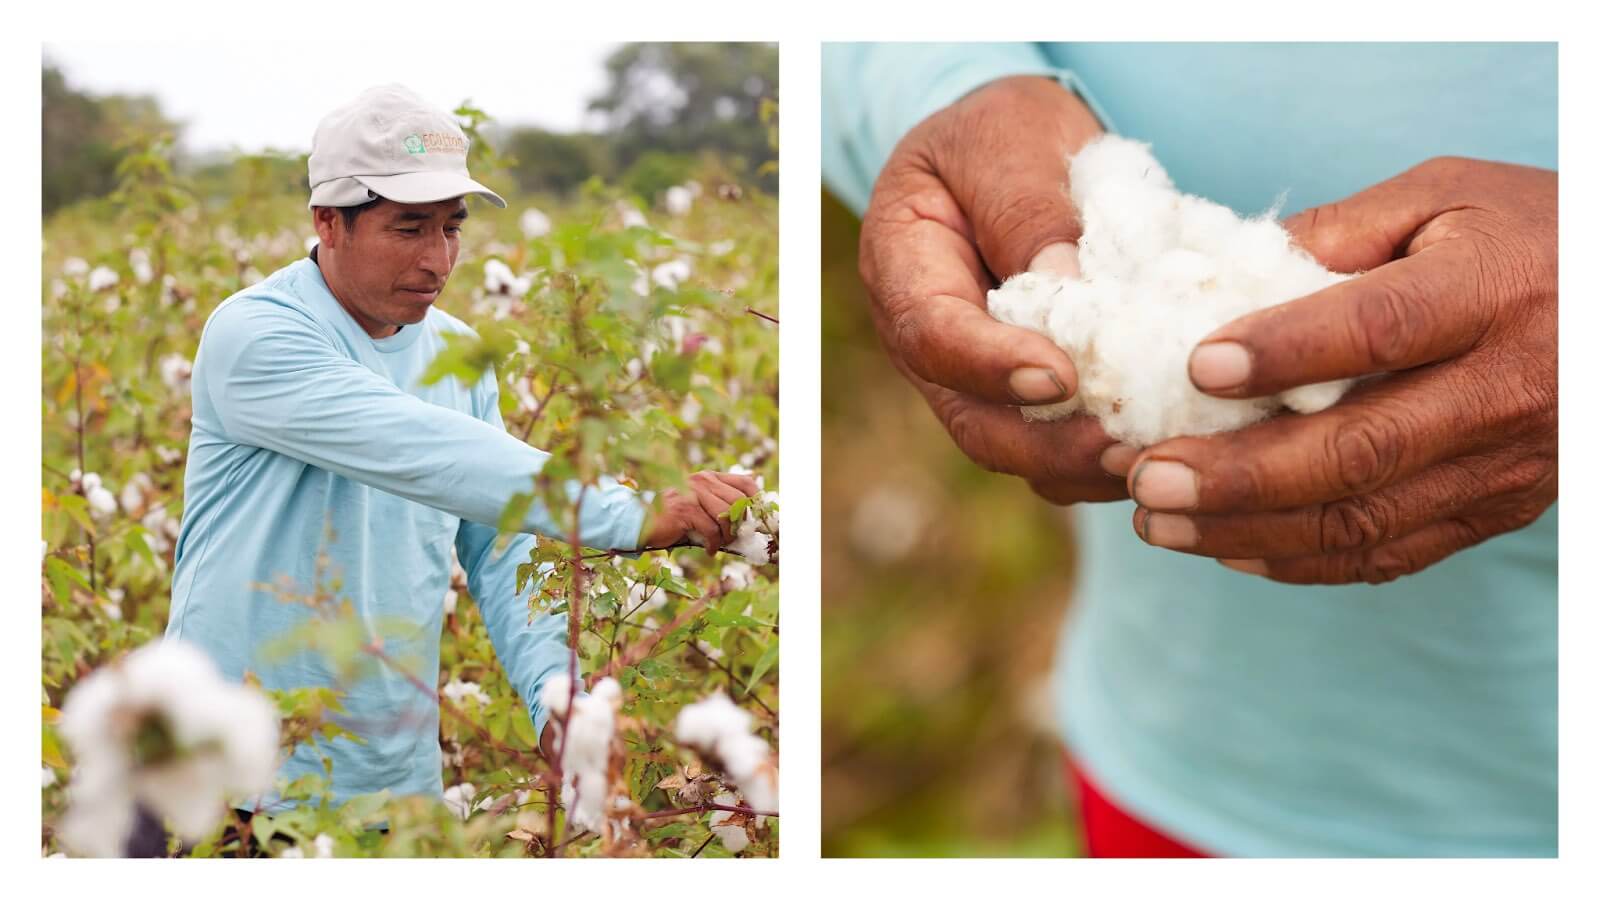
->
<box><xmin>859</xmin><ymin>75</ymin><xmax>1130</xmax><ymax>504</ymax></box>
<box><xmin>1123</xmin><ymin>156</ymin><xmax>1557</xmax><ymax>584</ymax></box>
<box><xmin>641</xmin><ymin>471</ymin><xmax>762</xmax><ymax>553</ymax></box>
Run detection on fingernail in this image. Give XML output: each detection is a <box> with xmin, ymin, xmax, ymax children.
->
<box><xmin>1028</xmin><ymin>242</ymin><xmax>1082</xmax><ymax>278</ymax></box>
<box><xmin>1189</xmin><ymin>341</ymin><xmax>1252</xmax><ymax>392</ymax></box>
<box><xmin>1131</xmin><ymin>460</ymin><xmax>1199</xmax><ymax>510</ymax></box>
<box><xmin>1009</xmin><ymin>367</ymin><xmax>1069</xmax><ymax>403</ymax></box>
<box><xmin>1142</xmin><ymin>512</ymin><xmax>1198</xmax><ymax>549</ymax></box>
<box><xmin>1221</xmin><ymin>558</ymin><xmax>1269</xmax><ymax>576</ymax></box>
<box><xmin>1099</xmin><ymin>443</ymin><xmax>1138</xmax><ymax>477</ymax></box>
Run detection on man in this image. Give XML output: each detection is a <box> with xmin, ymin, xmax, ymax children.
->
<box><xmin>824</xmin><ymin>44</ymin><xmax>1556</xmax><ymax>856</ymax></box>
<box><xmin>165</xmin><ymin>85</ymin><xmax>758</xmax><ymax>821</ymax></box>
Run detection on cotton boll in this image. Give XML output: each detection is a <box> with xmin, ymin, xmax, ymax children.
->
<box><xmin>440</xmin><ymin>679</ymin><xmax>488</xmax><ymax>707</ymax></box>
<box><xmin>985</xmin><ymin>135</ymin><xmax>1357</xmax><ymax>447</ymax></box>
<box><xmin>664</xmin><ymin>185</ymin><xmax>694</xmax><ymax>217</ymax></box>
<box><xmin>87</xmin><ymin>486</ymin><xmax>118</xmax><ymax>520</ymax></box>
<box><xmin>56</xmin><ymin>640</ymin><xmax>280</xmax><ymax>855</ymax></box>
<box><xmin>652</xmin><ymin>258</ymin><xmax>693</xmax><ymax>291</ymax></box>
<box><xmin>519</xmin><ymin>208</ymin><xmax>552</xmax><ymax>239</ymax></box>
<box><xmin>708</xmin><ymin>793</ymin><xmax>749</xmax><ymax>853</ymax></box>
<box><xmin>88</xmin><ymin>266</ymin><xmax>119</xmax><ymax>292</ymax></box>
<box><xmin>443</xmin><ymin>783</ymin><xmax>476</xmax><ymax>820</ymax></box>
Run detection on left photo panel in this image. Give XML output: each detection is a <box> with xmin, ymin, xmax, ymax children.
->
<box><xmin>40</xmin><ymin>42</ymin><xmax>779</xmax><ymax>858</ymax></box>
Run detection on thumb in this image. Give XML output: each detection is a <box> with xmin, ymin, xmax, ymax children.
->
<box><xmin>936</xmin><ymin>75</ymin><xmax>1103</xmax><ymax>280</ymax></box>
<box><xmin>1282</xmin><ymin>160</ymin><xmax>1452</xmax><ymax>273</ymax></box>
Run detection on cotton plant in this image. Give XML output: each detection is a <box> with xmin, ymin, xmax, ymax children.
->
<box><xmin>986</xmin><ymin>134</ymin><xmax>1356</xmax><ymax>447</ymax></box>
<box><xmin>53</xmin><ymin>639</ymin><xmax>279</xmax><ymax>857</ymax></box>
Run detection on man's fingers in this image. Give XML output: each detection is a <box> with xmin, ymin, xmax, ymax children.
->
<box><xmin>866</xmin><ymin>205</ymin><xmax>1078</xmax><ymax>405</ymax></box>
<box><xmin>1280</xmin><ymin>159</ymin><xmax>1452</xmax><ymax>273</ymax></box>
<box><xmin>1190</xmin><ymin>238</ymin><xmax>1493</xmax><ymax>397</ymax></box>
<box><xmin>1218</xmin><ymin>516</ymin><xmax>1493</xmax><ymax>586</ymax></box>
<box><xmin>1029</xmin><ymin>477</ymin><xmax>1129</xmax><ymax>505</ymax></box>
<box><xmin>1132</xmin><ymin>457</ymin><xmax>1509</xmax><ymax>559</ymax></box>
<box><xmin>1129</xmin><ymin>367</ymin><xmax>1478</xmax><ymax>515</ymax></box>
<box><xmin>708</xmin><ymin>472</ymin><xmax>761</xmax><ymax>497</ymax></box>
<box><xmin>694</xmin><ymin>489</ymin><xmax>735</xmax><ymax>545</ymax></box>
<box><xmin>683</xmin><ymin>499</ymin><xmax>725</xmax><ymax>552</ymax></box>
<box><xmin>917</xmin><ymin>378</ymin><xmax>1121</xmax><ymax>486</ymax></box>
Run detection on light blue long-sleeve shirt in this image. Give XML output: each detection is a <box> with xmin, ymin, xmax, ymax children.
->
<box><xmin>824</xmin><ymin>42</ymin><xmax>1557</xmax><ymax>857</ymax></box>
<box><xmin>167</xmin><ymin>256</ymin><xmax>647</xmax><ymax>808</ymax></box>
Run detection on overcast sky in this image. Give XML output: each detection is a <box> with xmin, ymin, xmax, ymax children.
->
<box><xmin>44</xmin><ymin>42</ymin><xmax>620</xmax><ymax>155</ymax></box>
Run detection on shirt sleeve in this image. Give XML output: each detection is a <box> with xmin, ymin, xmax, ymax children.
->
<box><xmin>821</xmin><ymin>42</ymin><xmax>1117</xmax><ymax>215</ymax></box>
<box><xmin>456</xmin><ymin>370</ymin><xmax>570</xmax><ymax>741</ymax></box>
<box><xmin>198</xmin><ymin>294</ymin><xmax>648</xmax><ymax>551</ymax></box>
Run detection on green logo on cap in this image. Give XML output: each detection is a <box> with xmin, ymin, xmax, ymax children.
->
<box><xmin>403</xmin><ymin>134</ymin><xmax>426</xmax><ymax>155</ymax></box>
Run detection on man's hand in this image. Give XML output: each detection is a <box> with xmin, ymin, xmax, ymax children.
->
<box><xmin>859</xmin><ymin>75</ymin><xmax>1132</xmax><ymax>505</ymax></box>
<box><xmin>640</xmin><ymin>471</ymin><xmax>762</xmax><ymax>552</ymax></box>
<box><xmin>1124</xmin><ymin>156</ymin><xmax>1557</xmax><ymax>584</ymax></box>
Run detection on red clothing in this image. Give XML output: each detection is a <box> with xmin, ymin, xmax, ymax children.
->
<box><xmin>1067</xmin><ymin>756</ymin><xmax>1211</xmax><ymax>858</ymax></box>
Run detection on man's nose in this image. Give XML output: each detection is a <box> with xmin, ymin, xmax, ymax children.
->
<box><xmin>417</xmin><ymin>229</ymin><xmax>452</xmax><ymax>278</ymax></box>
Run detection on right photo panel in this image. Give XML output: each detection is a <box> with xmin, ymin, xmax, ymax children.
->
<box><xmin>821</xmin><ymin>42</ymin><xmax>1557</xmax><ymax>858</ymax></box>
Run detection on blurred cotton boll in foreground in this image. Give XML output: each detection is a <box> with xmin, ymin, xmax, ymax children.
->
<box><xmin>519</xmin><ymin>207</ymin><xmax>552</xmax><ymax>239</ymax></box>
<box><xmin>543</xmin><ymin>675</ymin><xmax>621</xmax><ymax>834</ymax></box>
<box><xmin>55</xmin><ymin>639</ymin><xmax>280</xmax><ymax>857</ymax></box>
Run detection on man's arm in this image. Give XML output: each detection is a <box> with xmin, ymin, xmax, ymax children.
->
<box><xmin>457</xmin><ymin>523</ymin><xmax>567</xmax><ymax>751</ymax></box>
<box><xmin>196</xmin><ymin>295</ymin><xmax>646</xmax><ymax>550</ymax></box>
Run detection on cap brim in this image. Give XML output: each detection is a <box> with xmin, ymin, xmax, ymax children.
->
<box><xmin>353</xmin><ymin>172</ymin><xmax>506</xmax><ymax>208</ymax></box>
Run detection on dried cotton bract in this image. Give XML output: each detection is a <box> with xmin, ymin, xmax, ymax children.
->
<box><xmin>55</xmin><ymin>639</ymin><xmax>279</xmax><ymax>857</ymax></box>
<box><xmin>985</xmin><ymin>135</ymin><xmax>1355</xmax><ymax>447</ymax></box>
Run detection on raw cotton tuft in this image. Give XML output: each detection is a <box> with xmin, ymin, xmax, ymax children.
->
<box><xmin>986</xmin><ymin>135</ymin><xmax>1355</xmax><ymax>447</ymax></box>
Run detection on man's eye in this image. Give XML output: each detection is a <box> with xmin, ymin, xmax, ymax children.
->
<box><xmin>397</xmin><ymin>228</ymin><xmax>420</xmax><ymax>235</ymax></box>
<box><xmin>445</xmin><ymin>226</ymin><xmax>462</xmax><ymax>235</ymax></box>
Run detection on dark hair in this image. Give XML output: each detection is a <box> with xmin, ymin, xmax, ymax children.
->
<box><xmin>338</xmin><ymin>196</ymin><xmax>382</xmax><ymax>231</ymax></box>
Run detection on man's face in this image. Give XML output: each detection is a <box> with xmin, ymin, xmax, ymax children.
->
<box><xmin>313</xmin><ymin>197</ymin><xmax>467</xmax><ymax>337</ymax></box>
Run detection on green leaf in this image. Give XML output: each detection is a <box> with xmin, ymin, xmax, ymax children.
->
<box><xmin>510</xmin><ymin>710</ymin><xmax>540</xmax><ymax>749</ymax></box>
<box><xmin>747</xmin><ymin>642</ymin><xmax>779</xmax><ymax>692</ymax></box>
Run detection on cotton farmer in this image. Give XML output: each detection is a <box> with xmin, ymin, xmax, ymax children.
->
<box><xmin>165</xmin><ymin>84</ymin><xmax>757</xmax><ymax>812</ymax></box>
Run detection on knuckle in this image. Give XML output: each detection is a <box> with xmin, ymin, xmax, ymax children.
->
<box><xmin>1351</xmin><ymin>547</ymin><xmax>1417</xmax><ymax>585</ymax></box>
<box><xmin>944</xmin><ymin>405</ymin><xmax>1005</xmax><ymax>474</ymax></box>
<box><xmin>1326</xmin><ymin>412</ymin><xmax>1405</xmax><ymax>495</ymax></box>
<box><xmin>976</xmin><ymin>190</ymin><xmax>1072</xmax><ymax>276</ymax></box>
<box><xmin>1316</xmin><ymin>497</ymin><xmax>1388</xmax><ymax>554</ymax></box>
<box><xmin>1352</xmin><ymin>280</ymin><xmax>1427</xmax><ymax>369</ymax></box>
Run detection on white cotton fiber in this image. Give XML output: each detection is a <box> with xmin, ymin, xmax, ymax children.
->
<box><xmin>985</xmin><ymin>135</ymin><xmax>1355</xmax><ymax>448</ymax></box>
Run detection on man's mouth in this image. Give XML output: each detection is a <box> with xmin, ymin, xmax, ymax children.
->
<box><xmin>399</xmin><ymin>287</ymin><xmax>441</xmax><ymax>301</ymax></box>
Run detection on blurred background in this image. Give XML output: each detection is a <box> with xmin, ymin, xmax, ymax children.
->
<box><xmin>822</xmin><ymin>190</ymin><xmax>1084</xmax><ymax>857</ymax></box>
<box><xmin>43</xmin><ymin>41</ymin><xmax>778</xmax><ymax>217</ymax></box>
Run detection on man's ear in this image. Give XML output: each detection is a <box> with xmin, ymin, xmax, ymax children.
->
<box><xmin>312</xmin><ymin>207</ymin><xmax>341</xmax><ymax>250</ymax></box>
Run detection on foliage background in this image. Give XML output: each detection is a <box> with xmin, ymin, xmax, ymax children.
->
<box><xmin>821</xmin><ymin>189</ymin><xmax>1083</xmax><ymax>857</ymax></box>
<box><xmin>39</xmin><ymin>47</ymin><xmax>778</xmax><ymax>858</ymax></box>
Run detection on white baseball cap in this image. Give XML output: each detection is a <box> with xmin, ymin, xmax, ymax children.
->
<box><xmin>307</xmin><ymin>84</ymin><xmax>506</xmax><ymax>209</ymax></box>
